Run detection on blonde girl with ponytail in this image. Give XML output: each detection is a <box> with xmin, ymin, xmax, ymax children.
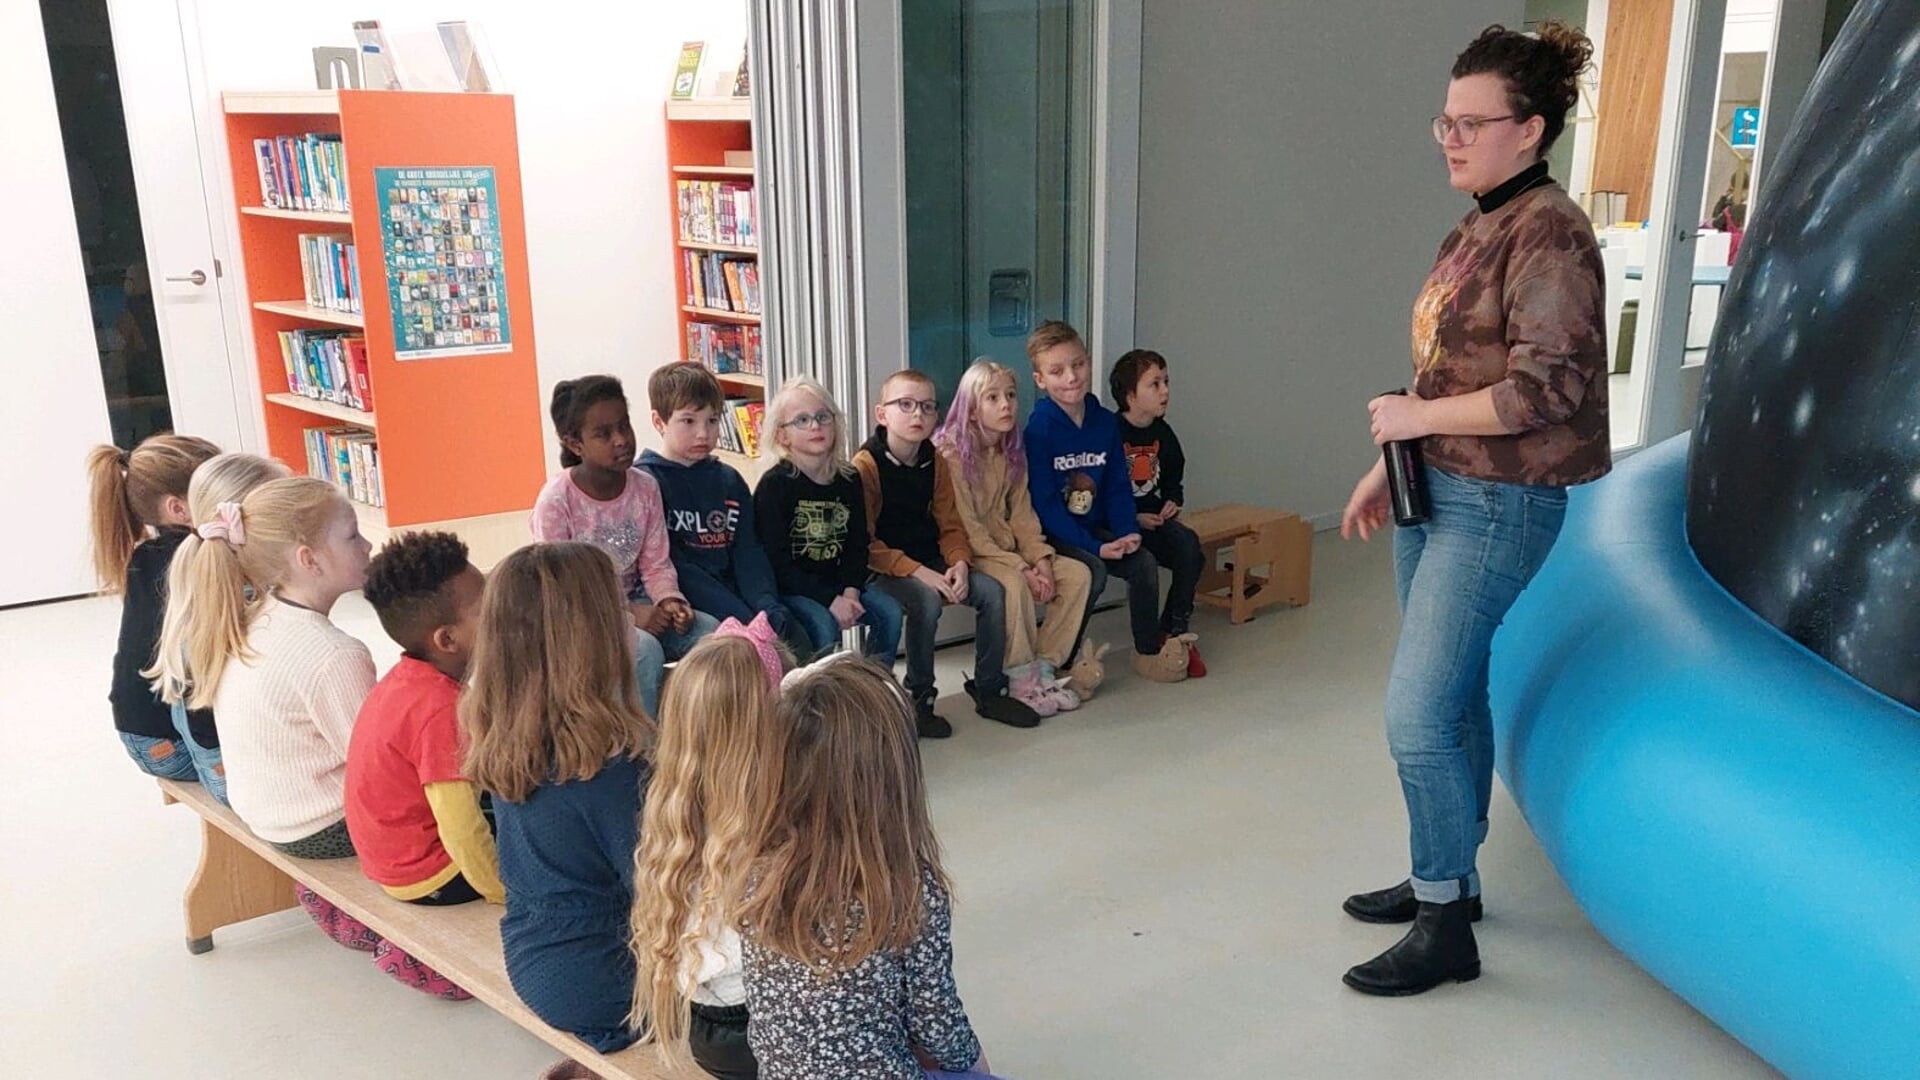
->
<box><xmin>153</xmin><ymin>475</ymin><xmax>375</xmax><ymax>858</ymax></box>
<box><xmin>145</xmin><ymin>451</ymin><xmax>289</xmax><ymax>802</ymax></box>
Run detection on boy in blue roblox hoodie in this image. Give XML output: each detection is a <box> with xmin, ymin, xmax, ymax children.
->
<box><xmin>638</xmin><ymin>363</ymin><xmax>796</xmax><ymax>646</ymax></box>
<box><xmin>1023</xmin><ymin>321</ymin><xmax>1195</xmax><ymax>684</ymax></box>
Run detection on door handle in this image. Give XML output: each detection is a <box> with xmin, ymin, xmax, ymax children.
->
<box><xmin>166</xmin><ymin>270</ymin><xmax>209</xmax><ymax>286</ymax></box>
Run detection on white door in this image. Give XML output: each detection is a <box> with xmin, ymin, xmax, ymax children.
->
<box><xmin>1</xmin><ymin>1</ymin><xmax>116</xmax><ymax>605</ymax></box>
<box><xmin>108</xmin><ymin>0</ymin><xmax>250</xmax><ymax>451</ymax></box>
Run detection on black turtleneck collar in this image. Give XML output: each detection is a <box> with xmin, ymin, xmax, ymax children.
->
<box><xmin>1475</xmin><ymin>160</ymin><xmax>1553</xmax><ymax>214</ymax></box>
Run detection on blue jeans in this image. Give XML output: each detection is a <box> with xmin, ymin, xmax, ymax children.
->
<box><xmin>169</xmin><ymin>700</ymin><xmax>229</xmax><ymax>804</ymax></box>
<box><xmin>871</xmin><ymin>572</ymin><xmax>1010</xmax><ymax>701</ymax></box>
<box><xmin>120</xmin><ymin>731</ymin><xmax>199</xmax><ymax>781</ymax></box>
<box><xmin>782</xmin><ymin>588</ymin><xmax>903</xmax><ymax>667</ymax></box>
<box><xmin>1388</xmin><ymin>465</ymin><xmax>1567</xmax><ymax>904</ymax></box>
<box><xmin>635</xmin><ymin>611</ymin><xmax>722</xmax><ymax>716</ymax></box>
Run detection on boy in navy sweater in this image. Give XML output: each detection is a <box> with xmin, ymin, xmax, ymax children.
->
<box><xmin>1023</xmin><ymin>322</ymin><xmax>1193</xmax><ymax>683</ymax></box>
<box><xmin>638</xmin><ymin>363</ymin><xmax>795</xmax><ymax>644</ymax></box>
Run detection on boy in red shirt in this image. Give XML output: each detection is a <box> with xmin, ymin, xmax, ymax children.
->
<box><xmin>346</xmin><ymin>531</ymin><xmax>503</xmax><ymax>905</ymax></box>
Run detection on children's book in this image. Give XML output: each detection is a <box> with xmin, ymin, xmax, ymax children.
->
<box><xmin>672</xmin><ymin>42</ymin><xmax>705</xmax><ymax>99</ymax></box>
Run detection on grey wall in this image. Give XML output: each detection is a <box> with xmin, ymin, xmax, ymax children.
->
<box><xmin>1134</xmin><ymin>0</ymin><xmax>1520</xmax><ymax>526</ymax></box>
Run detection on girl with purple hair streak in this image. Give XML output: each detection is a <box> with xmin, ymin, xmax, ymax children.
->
<box><xmin>933</xmin><ymin>360</ymin><xmax>1093</xmax><ymax>715</ymax></box>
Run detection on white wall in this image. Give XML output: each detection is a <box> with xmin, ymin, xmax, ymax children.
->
<box><xmin>1134</xmin><ymin>0</ymin><xmax>1520</xmax><ymax>527</ymax></box>
<box><xmin>169</xmin><ymin>1</ymin><xmax>747</xmax><ymax>468</ymax></box>
<box><xmin>1</xmin><ymin>0</ymin><xmax>116</xmax><ymax>604</ymax></box>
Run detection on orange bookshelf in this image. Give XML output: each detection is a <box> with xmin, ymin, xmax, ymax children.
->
<box><xmin>224</xmin><ymin>89</ymin><xmax>545</xmax><ymax>560</ymax></box>
<box><xmin>667</xmin><ymin>100</ymin><xmax>767</xmax><ymax>476</ymax></box>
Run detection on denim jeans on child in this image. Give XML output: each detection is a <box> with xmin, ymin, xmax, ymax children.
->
<box><xmin>871</xmin><ymin>571</ymin><xmax>1010</xmax><ymax>702</ymax></box>
<box><xmin>1387</xmin><ymin>464</ymin><xmax>1567</xmax><ymax>904</ymax></box>
<box><xmin>782</xmin><ymin>586</ymin><xmax>904</xmax><ymax>666</ymax></box>
<box><xmin>634</xmin><ymin>610</ymin><xmax>722</xmax><ymax>716</ymax></box>
<box><xmin>120</xmin><ymin>731</ymin><xmax>200</xmax><ymax>781</ymax></box>
<box><xmin>169</xmin><ymin>699</ymin><xmax>228</xmax><ymax>804</ymax></box>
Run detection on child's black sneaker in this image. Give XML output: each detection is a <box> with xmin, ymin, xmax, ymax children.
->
<box><xmin>966</xmin><ymin>677</ymin><xmax>1042</xmax><ymax>729</ymax></box>
<box><xmin>914</xmin><ymin>697</ymin><xmax>953</xmax><ymax>739</ymax></box>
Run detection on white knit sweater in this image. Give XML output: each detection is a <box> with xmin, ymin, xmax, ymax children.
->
<box><xmin>214</xmin><ymin>598</ymin><xmax>377</xmax><ymax>844</ymax></box>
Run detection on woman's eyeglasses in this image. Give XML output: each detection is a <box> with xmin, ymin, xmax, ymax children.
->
<box><xmin>1431</xmin><ymin>114</ymin><xmax>1517</xmax><ymax>146</ymax></box>
<box><xmin>881</xmin><ymin>397</ymin><xmax>939</xmax><ymax>417</ymax></box>
<box><xmin>782</xmin><ymin>410</ymin><xmax>835</xmax><ymax>431</ymax></box>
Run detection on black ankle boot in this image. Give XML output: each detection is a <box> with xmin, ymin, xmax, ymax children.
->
<box><xmin>1343</xmin><ymin>879</ymin><xmax>1483</xmax><ymax>924</ymax></box>
<box><xmin>1342</xmin><ymin>898</ymin><xmax>1481</xmax><ymax>996</ymax></box>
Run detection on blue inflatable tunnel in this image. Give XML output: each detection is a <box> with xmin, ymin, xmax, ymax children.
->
<box><xmin>1488</xmin><ymin>436</ymin><xmax>1920</xmax><ymax>1079</ymax></box>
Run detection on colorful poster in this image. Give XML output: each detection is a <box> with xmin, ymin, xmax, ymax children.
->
<box><xmin>375</xmin><ymin>166</ymin><xmax>512</xmax><ymax>360</ymax></box>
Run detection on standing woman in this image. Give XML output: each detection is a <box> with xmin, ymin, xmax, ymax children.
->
<box><xmin>1339</xmin><ymin>22</ymin><xmax>1610</xmax><ymax>996</ymax></box>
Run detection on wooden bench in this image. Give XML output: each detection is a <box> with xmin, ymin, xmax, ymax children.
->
<box><xmin>1181</xmin><ymin>504</ymin><xmax>1313</xmax><ymax>624</ymax></box>
<box><xmin>159</xmin><ymin>778</ymin><xmax>704</xmax><ymax>1080</ymax></box>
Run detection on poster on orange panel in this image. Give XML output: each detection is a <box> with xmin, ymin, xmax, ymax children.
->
<box><xmin>375</xmin><ymin>165</ymin><xmax>512</xmax><ymax>360</ymax></box>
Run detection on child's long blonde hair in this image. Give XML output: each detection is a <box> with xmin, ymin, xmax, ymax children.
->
<box><xmin>761</xmin><ymin>376</ymin><xmax>852</xmax><ymax>473</ymax></box>
<box><xmin>628</xmin><ymin>635</ymin><xmax>783</xmax><ymax>1063</ymax></box>
<box><xmin>722</xmin><ymin>655</ymin><xmax>948</xmax><ymax>970</ymax></box>
<box><xmin>933</xmin><ymin>359</ymin><xmax>1025</xmax><ymax>486</ymax></box>
<box><xmin>86</xmin><ymin>435</ymin><xmax>220</xmax><ymax>593</ymax></box>
<box><xmin>460</xmin><ymin>542</ymin><xmax>653</xmax><ymax>804</ymax></box>
<box><xmin>150</xmin><ymin>472</ymin><xmax>338</xmax><ymax>709</ymax></box>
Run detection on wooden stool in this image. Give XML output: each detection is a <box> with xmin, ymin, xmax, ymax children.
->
<box><xmin>1182</xmin><ymin>504</ymin><xmax>1313</xmax><ymax>624</ymax></box>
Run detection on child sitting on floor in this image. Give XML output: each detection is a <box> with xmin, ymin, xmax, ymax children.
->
<box><xmin>724</xmin><ymin>655</ymin><xmax>1000</xmax><ymax>1080</ymax></box>
<box><xmin>754</xmin><ymin>376</ymin><xmax>903</xmax><ymax>664</ymax></box>
<box><xmin>88</xmin><ymin>434</ymin><xmax>219</xmax><ymax>781</ymax></box>
<box><xmin>1024</xmin><ymin>321</ymin><xmax>1197</xmax><ymax>684</ymax></box>
<box><xmin>347</xmin><ymin>531</ymin><xmax>504</xmax><ymax>907</ymax></box>
<box><xmin>934</xmin><ymin>359</ymin><xmax>1093</xmax><ymax>714</ymax></box>
<box><xmin>534</xmin><ymin>374</ymin><xmax>718</xmax><ymax>714</ymax></box>
<box><xmin>462</xmin><ymin>541</ymin><xmax>656</xmax><ymax>1053</ymax></box>
<box><xmin>855</xmin><ymin>369</ymin><xmax>1042</xmax><ymax>735</ymax></box>
<box><xmin>1112</xmin><ymin>348</ymin><xmax>1208</xmax><ymax>678</ymax></box>
<box><xmin>630</xmin><ymin>617</ymin><xmax>789</xmax><ymax>1080</ymax></box>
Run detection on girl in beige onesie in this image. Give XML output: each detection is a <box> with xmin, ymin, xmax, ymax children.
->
<box><xmin>934</xmin><ymin>360</ymin><xmax>1093</xmax><ymax>715</ymax></box>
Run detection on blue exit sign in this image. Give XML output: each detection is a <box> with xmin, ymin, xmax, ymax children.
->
<box><xmin>1731</xmin><ymin>107</ymin><xmax>1761</xmax><ymax>148</ymax></box>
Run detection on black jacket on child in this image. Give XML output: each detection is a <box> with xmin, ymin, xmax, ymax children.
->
<box><xmin>112</xmin><ymin>527</ymin><xmax>217</xmax><ymax>745</ymax></box>
<box><xmin>858</xmin><ymin>427</ymin><xmax>948</xmax><ymax>571</ymax></box>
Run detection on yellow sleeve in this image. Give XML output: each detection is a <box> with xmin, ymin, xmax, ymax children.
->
<box><xmin>423</xmin><ymin>781</ymin><xmax>506</xmax><ymax>904</ymax></box>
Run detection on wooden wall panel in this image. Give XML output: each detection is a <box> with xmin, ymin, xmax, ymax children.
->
<box><xmin>1591</xmin><ymin>0</ymin><xmax>1675</xmax><ymax>221</ymax></box>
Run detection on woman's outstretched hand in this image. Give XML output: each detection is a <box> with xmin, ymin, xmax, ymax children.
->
<box><xmin>1342</xmin><ymin>461</ymin><xmax>1392</xmax><ymax>541</ymax></box>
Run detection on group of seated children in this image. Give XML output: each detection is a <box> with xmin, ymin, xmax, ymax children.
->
<box><xmin>87</xmin><ymin>317</ymin><xmax>1205</xmax><ymax>1077</ymax></box>
<box><xmin>90</xmin><ymin>451</ymin><xmax>1001</xmax><ymax>1074</ymax></box>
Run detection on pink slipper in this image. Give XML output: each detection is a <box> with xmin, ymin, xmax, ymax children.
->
<box><xmin>372</xmin><ymin>939</ymin><xmax>472</xmax><ymax>1001</ymax></box>
<box><xmin>296</xmin><ymin>886</ymin><xmax>382</xmax><ymax>952</ymax></box>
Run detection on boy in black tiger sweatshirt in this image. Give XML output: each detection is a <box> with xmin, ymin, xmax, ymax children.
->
<box><xmin>1112</xmin><ymin>348</ymin><xmax>1207</xmax><ymax>678</ymax></box>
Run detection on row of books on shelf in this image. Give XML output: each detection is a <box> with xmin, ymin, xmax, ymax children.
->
<box><xmin>677</xmin><ymin>180</ymin><xmax>756</xmax><ymax>249</ymax></box>
<box><xmin>298</xmin><ymin>233</ymin><xmax>364</xmax><ymax>314</ymax></box>
<box><xmin>277</xmin><ymin>329</ymin><xmax>374</xmax><ymax>412</ymax></box>
<box><xmin>685</xmin><ymin>252</ymin><xmax>761</xmax><ymax>315</ymax></box>
<box><xmin>688</xmin><ymin>323</ymin><xmax>764</xmax><ymax>376</ymax></box>
<box><xmin>254</xmin><ymin>134</ymin><xmax>350</xmax><ymax>213</ymax></box>
<box><xmin>716</xmin><ymin>397</ymin><xmax>765</xmax><ymax>459</ymax></box>
<box><xmin>304</xmin><ymin>427</ymin><xmax>386</xmax><ymax>509</ymax></box>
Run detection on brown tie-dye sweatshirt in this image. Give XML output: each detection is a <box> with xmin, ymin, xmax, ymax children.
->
<box><xmin>1411</xmin><ymin>178</ymin><xmax>1611</xmax><ymax>487</ymax></box>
